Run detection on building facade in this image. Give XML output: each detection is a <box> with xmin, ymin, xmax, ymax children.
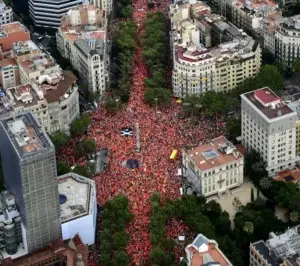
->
<box><xmin>169</xmin><ymin>3</ymin><xmax>261</xmax><ymax>97</ymax></box>
<box><xmin>0</xmin><ymin>39</ymin><xmax>80</xmax><ymax>134</ymax></box>
<box><xmin>182</xmin><ymin>136</ymin><xmax>244</xmax><ymax>197</ymax></box>
<box><xmin>186</xmin><ymin>234</ymin><xmax>233</xmax><ymax>266</ymax></box>
<box><xmin>250</xmin><ymin>225</ymin><xmax>300</xmax><ymax>266</ymax></box>
<box><xmin>241</xmin><ymin>87</ymin><xmax>297</xmax><ymax>176</ymax></box>
<box><xmin>28</xmin><ymin>0</ymin><xmax>86</xmax><ymax>28</ymax></box>
<box><xmin>0</xmin><ymin>1</ymin><xmax>13</xmax><ymax>26</ymax></box>
<box><xmin>58</xmin><ymin>173</ymin><xmax>97</xmax><ymax>246</ymax></box>
<box><xmin>0</xmin><ymin>191</ymin><xmax>22</xmax><ymax>257</ymax></box>
<box><xmin>0</xmin><ymin>112</ymin><xmax>61</xmax><ymax>252</ymax></box>
<box><xmin>56</xmin><ymin>4</ymin><xmax>108</xmax><ymax>94</ymax></box>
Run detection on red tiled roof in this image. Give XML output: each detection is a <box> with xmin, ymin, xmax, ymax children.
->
<box><xmin>255</xmin><ymin>88</ymin><xmax>280</xmax><ymax>105</ymax></box>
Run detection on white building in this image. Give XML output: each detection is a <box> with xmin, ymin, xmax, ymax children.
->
<box><xmin>182</xmin><ymin>136</ymin><xmax>244</xmax><ymax>197</ymax></box>
<box><xmin>91</xmin><ymin>0</ymin><xmax>112</xmax><ymax>14</ymax></box>
<box><xmin>186</xmin><ymin>234</ymin><xmax>233</xmax><ymax>266</ymax></box>
<box><xmin>250</xmin><ymin>225</ymin><xmax>300</xmax><ymax>266</ymax></box>
<box><xmin>56</xmin><ymin>5</ymin><xmax>108</xmax><ymax>94</ymax></box>
<box><xmin>58</xmin><ymin>173</ymin><xmax>97</xmax><ymax>246</ymax></box>
<box><xmin>241</xmin><ymin>87</ymin><xmax>297</xmax><ymax>176</ymax></box>
<box><xmin>169</xmin><ymin>3</ymin><xmax>261</xmax><ymax>97</ymax></box>
<box><xmin>28</xmin><ymin>0</ymin><xmax>87</xmax><ymax>28</ymax></box>
<box><xmin>0</xmin><ymin>0</ymin><xmax>13</xmax><ymax>25</ymax></box>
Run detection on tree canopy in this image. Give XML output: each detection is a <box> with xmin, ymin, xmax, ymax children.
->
<box><xmin>70</xmin><ymin>114</ymin><xmax>90</xmax><ymax>137</ymax></box>
<box><xmin>50</xmin><ymin>130</ymin><xmax>68</xmax><ymax>151</ymax></box>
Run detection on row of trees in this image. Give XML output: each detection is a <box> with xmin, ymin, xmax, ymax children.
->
<box><xmin>148</xmin><ymin>193</ymin><xmax>245</xmax><ymax>265</ymax></box>
<box><xmin>107</xmin><ymin>21</ymin><xmax>137</xmax><ymax>111</ymax></box>
<box><xmin>114</xmin><ymin>0</ymin><xmax>132</xmax><ymax>18</ymax></box>
<box><xmin>99</xmin><ymin>194</ymin><xmax>133</xmax><ymax>266</ymax></box>
<box><xmin>183</xmin><ymin>64</ymin><xmax>283</xmax><ymax>117</ymax></box>
<box><xmin>141</xmin><ymin>13</ymin><xmax>172</xmax><ymax>107</ymax></box>
<box><xmin>70</xmin><ymin>113</ymin><xmax>90</xmax><ymax>137</ymax></box>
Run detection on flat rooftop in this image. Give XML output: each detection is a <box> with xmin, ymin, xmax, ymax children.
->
<box><xmin>1</xmin><ymin>22</ymin><xmax>26</xmax><ymax>34</ymax></box>
<box><xmin>1</xmin><ymin>112</ymin><xmax>51</xmax><ymax>156</ymax></box>
<box><xmin>273</xmin><ymin>168</ymin><xmax>300</xmax><ymax>183</ymax></box>
<box><xmin>242</xmin><ymin>87</ymin><xmax>295</xmax><ymax>120</ymax></box>
<box><xmin>185</xmin><ymin>136</ymin><xmax>243</xmax><ymax>171</ymax></box>
<box><xmin>58</xmin><ymin>173</ymin><xmax>95</xmax><ymax>223</ymax></box>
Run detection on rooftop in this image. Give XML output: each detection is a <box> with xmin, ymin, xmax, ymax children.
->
<box><xmin>1</xmin><ymin>112</ymin><xmax>52</xmax><ymax>156</ymax></box>
<box><xmin>185</xmin><ymin>136</ymin><xmax>243</xmax><ymax>171</ymax></box>
<box><xmin>58</xmin><ymin>173</ymin><xmax>96</xmax><ymax>223</ymax></box>
<box><xmin>185</xmin><ymin>234</ymin><xmax>232</xmax><ymax>266</ymax></box>
<box><xmin>251</xmin><ymin>225</ymin><xmax>300</xmax><ymax>266</ymax></box>
<box><xmin>242</xmin><ymin>87</ymin><xmax>295</xmax><ymax>120</ymax></box>
<box><xmin>0</xmin><ymin>22</ymin><xmax>27</xmax><ymax>35</ymax></box>
<box><xmin>273</xmin><ymin>168</ymin><xmax>300</xmax><ymax>183</ymax></box>
<box><xmin>232</xmin><ymin>0</ymin><xmax>276</xmax><ymax>14</ymax></box>
<box><xmin>2</xmin><ymin>234</ymin><xmax>88</xmax><ymax>266</ymax></box>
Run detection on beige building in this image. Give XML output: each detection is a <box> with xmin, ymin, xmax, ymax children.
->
<box><xmin>0</xmin><ymin>58</ymin><xmax>20</xmax><ymax>89</ymax></box>
<box><xmin>0</xmin><ymin>0</ymin><xmax>13</xmax><ymax>26</ymax></box>
<box><xmin>56</xmin><ymin>4</ymin><xmax>108</xmax><ymax>94</ymax></box>
<box><xmin>169</xmin><ymin>3</ymin><xmax>261</xmax><ymax>97</ymax></box>
<box><xmin>182</xmin><ymin>136</ymin><xmax>244</xmax><ymax>197</ymax></box>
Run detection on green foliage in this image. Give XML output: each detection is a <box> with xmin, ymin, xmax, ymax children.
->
<box><xmin>50</xmin><ymin>130</ymin><xmax>68</xmax><ymax>151</ymax></box>
<box><xmin>70</xmin><ymin>114</ymin><xmax>90</xmax><ymax>137</ymax></box>
<box><xmin>110</xmin><ymin>21</ymin><xmax>137</xmax><ymax>104</ymax></box>
<box><xmin>104</xmin><ymin>96</ymin><xmax>122</xmax><ymax>113</ymax></box>
<box><xmin>57</xmin><ymin>161</ymin><xmax>70</xmax><ymax>176</ymax></box>
<box><xmin>141</xmin><ymin>13</ymin><xmax>171</xmax><ymax>108</ymax></box>
<box><xmin>73</xmin><ymin>137</ymin><xmax>95</xmax><ymax>159</ymax></box>
<box><xmin>144</xmin><ymin>87</ymin><xmax>172</xmax><ymax>106</ymax></box>
<box><xmin>115</xmin><ymin>0</ymin><xmax>132</xmax><ymax>19</ymax></box>
<box><xmin>72</xmin><ymin>165</ymin><xmax>92</xmax><ymax>178</ymax></box>
<box><xmin>225</xmin><ymin>117</ymin><xmax>241</xmax><ymax>141</ymax></box>
<box><xmin>99</xmin><ymin>195</ymin><xmax>133</xmax><ymax>266</ymax></box>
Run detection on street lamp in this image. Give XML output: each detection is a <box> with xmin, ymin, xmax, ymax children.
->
<box><xmin>154</xmin><ymin>97</ymin><xmax>158</xmax><ymax>113</ymax></box>
<box><xmin>115</xmin><ymin>98</ymin><xmax>120</xmax><ymax>109</ymax></box>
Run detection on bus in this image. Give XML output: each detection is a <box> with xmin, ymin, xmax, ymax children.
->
<box><xmin>170</xmin><ymin>150</ymin><xmax>178</xmax><ymax>160</ymax></box>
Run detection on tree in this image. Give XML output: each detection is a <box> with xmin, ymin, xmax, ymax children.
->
<box><xmin>204</xmin><ymin>200</ymin><xmax>222</xmax><ymax>219</ymax></box>
<box><xmin>72</xmin><ymin>165</ymin><xmax>92</xmax><ymax>177</ymax></box>
<box><xmin>243</xmin><ymin>221</ymin><xmax>254</xmax><ymax>234</ymax></box>
<box><xmin>225</xmin><ymin>117</ymin><xmax>241</xmax><ymax>140</ymax></box>
<box><xmin>290</xmin><ymin>211</ymin><xmax>299</xmax><ymax>223</ymax></box>
<box><xmin>81</xmin><ymin>138</ymin><xmax>96</xmax><ymax>154</ymax></box>
<box><xmin>150</xmin><ymin>247</ymin><xmax>166</xmax><ymax>265</ymax></box>
<box><xmin>112</xmin><ymin>251</ymin><xmax>129</xmax><ymax>266</ymax></box>
<box><xmin>259</xmin><ymin>177</ymin><xmax>272</xmax><ymax>190</ymax></box>
<box><xmin>50</xmin><ymin>130</ymin><xmax>68</xmax><ymax>151</ymax></box>
<box><xmin>70</xmin><ymin>114</ymin><xmax>90</xmax><ymax>137</ymax></box>
<box><xmin>57</xmin><ymin>161</ymin><xmax>69</xmax><ymax>176</ymax></box>
<box><xmin>256</xmin><ymin>64</ymin><xmax>283</xmax><ymax>94</ymax></box>
<box><xmin>144</xmin><ymin>87</ymin><xmax>171</xmax><ymax>106</ymax></box>
<box><xmin>104</xmin><ymin>96</ymin><xmax>122</xmax><ymax>113</ymax></box>
<box><xmin>292</xmin><ymin>59</ymin><xmax>300</xmax><ymax>73</ymax></box>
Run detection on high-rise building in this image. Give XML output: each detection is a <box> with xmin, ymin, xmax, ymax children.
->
<box><xmin>28</xmin><ymin>0</ymin><xmax>86</xmax><ymax>28</ymax></box>
<box><xmin>0</xmin><ymin>112</ymin><xmax>61</xmax><ymax>252</ymax></box>
<box><xmin>0</xmin><ymin>0</ymin><xmax>13</xmax><ymax>26</ymax></box>
<box><xmin>241</xmin><ymin>87</ymin><xmax>297</xmax><ymax>176</ymax></box>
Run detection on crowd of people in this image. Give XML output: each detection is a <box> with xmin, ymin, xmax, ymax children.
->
<box><xmin>56</xmin><ymin>0</ymin><xmax>225</xmax><ymax>265</ymax></box>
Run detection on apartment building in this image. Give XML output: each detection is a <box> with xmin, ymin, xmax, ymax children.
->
<box><xmin>0</xmin><ymin>22</ymin><xmax>30</xmax><ymax>59</ymax></box>
<box><xmin>56</xmin><ymin>4</ymin><xmax>108</xmax><ymax>94</ymax></box>
<box><xmin>250</xmin><ymin>225</ymin><xmax>300</xmax><ymax>266</ymax></box>
<box><xmin>182</xmin><ymin>136</ymin><xmax>244</xmax><ymax>197</ymax></box>
<box><xmin>241</xmin><ymin>87</ymin><xmax>297</xmax><ymax>176</ymax></box>
<box><xmin>186</xmin><ymin>234</ymin><xmax>233</xmax><ymax>266</ymax></box>
<box><xmin>170</xmin><ymin>3</ymin><xmax>261</xmax><ymax>97</ymax></box>
<box><xmin>0</xmin><ymin>40</ymin><xmax>80</xmax><ymax>134</ymax></box>
<box><xmin>0</xmin><ymin>112</ymin><xmax>61</xmax><ymax>252</ymax></box>
<box><xmin>29</xmin><ymin>0</ymin><xmax>86</xmax><ymax>28</ymax></box>
<box><xmin>0</xmin><ymin>0</ymin><xmax>13</xmax><ymax>25</ymax></box>
<box><xmin>91</xmin><ymin>0</ymin><xmax>112</xmax><ymax>14</ymax></box>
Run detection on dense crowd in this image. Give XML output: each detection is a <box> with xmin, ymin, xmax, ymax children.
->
<box><xmin>58</xmin><ymin>0</ymin><xmax>225</xmax><ymax>265</ymax></box>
